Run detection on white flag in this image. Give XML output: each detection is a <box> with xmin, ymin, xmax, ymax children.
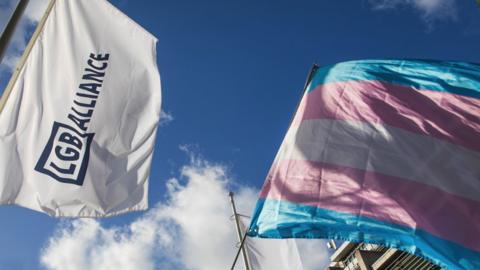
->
<box><xmin>240</xmin><ymin>218</ymin><xmax>304</xmax><ymax>270</ymax></box>
<box><xmin>0</xmin><ymin>0</ymin><xmax>161</xmax><ymax>217</ymax></box>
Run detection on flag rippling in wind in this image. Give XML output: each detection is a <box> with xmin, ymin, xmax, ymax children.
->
<box><xmin>248</xmin><ymin>60</ymin><xmax>480</xmax><ymax>269</ymax></box>
<box><xmin>0</xmin><ymin>0</ymin><xmax>160</xmax><ymax>217</ymax></box>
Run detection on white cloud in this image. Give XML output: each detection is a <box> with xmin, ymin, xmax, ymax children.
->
<box><xmin>369</xmin><ymin>0</ymin><xmax>457</xmax><ymax>23</ymax></box>
<box><xmin>0</xmin><ymin>0</ymin><xmax>48</xmax><ymax>72</ymax></box>
<box><xmin>40</xmin><ymin>153</ymin><xmax>330</xmax><ymax>270</ymax></box>
<box><xmin>160</xmin><ymin>110</ymin><xmax>174</xmax><ymax>126</ymax></box>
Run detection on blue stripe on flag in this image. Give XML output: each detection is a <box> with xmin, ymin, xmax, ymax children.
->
<box><xmin>308</xmin><ymin>59</ymin><xmax>480</xmax><ymax>99</ymax></box>
<box><xmin>248</xmin><ymin>198</ymin><xmax>480</xmax><ymax>270</ymax></box>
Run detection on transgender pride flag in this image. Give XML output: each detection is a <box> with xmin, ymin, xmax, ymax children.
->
<box><xmin>248</xmin><ymin>60</ymin><xmax>480</xmax><ymax>269</ymax></box>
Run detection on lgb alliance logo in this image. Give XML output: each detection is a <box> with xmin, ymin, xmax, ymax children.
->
<box><xmin>35</xmin><ymin>53</ymin><xmax>110</xmax><ymax>185</ymax></box>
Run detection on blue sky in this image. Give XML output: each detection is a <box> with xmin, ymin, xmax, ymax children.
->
<box><xmin>0</xmin><ymin>0</ymin><xmax>479</xmax><ymax>269</ymax></box>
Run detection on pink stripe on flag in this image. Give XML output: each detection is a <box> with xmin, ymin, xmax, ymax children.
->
<box><xmin>295</xmin><ymin>80</ymin><xmax>480</xmax><ymax>151</ymax></box>
<box><xmin>260</xmin><ymin>159</ymin><xmax>480</xmax><ymax>252</ymax></box>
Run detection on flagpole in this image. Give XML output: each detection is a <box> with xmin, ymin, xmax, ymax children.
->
<box><xmin>282</xmin><ymin>63</ymin><xmax>319</xmax><ymax>131</ymax></box>
<box><xmin>0</xmin><ymin>0</ymin><xmax>57</xmax><ymax>115</ymax></box>
<box><xmin>0</xmin><ymin>0</ymin><xmax>29</xmax><ymax>64</ymax></box>
<box><xmin>229</xmin><ymin>65</ymin><xmax>319</xmax><ymax>270</ymax></box>
<box><xmin>228</xmin><ymin>192</ymin><xmax>252</xmax><ymax>270</ymax></box>
<box><xmin>230</xmin><ymin>229</ymin><xmax>249</xmax><ymax>270</ymax></box>
<box><xmin>302</xmin><ymin>63</ymin><xmax>319</xmax><ymax>93</ymax></box>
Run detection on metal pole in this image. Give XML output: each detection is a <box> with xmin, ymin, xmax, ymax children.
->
<box><xmin>302</xmin><ymin>63</ymin><xmax>319</xmax><ymax>94</ymax></box>
<box><xmin>230</xmin><ymin>228</ymin><xmax>249</xmax><ymax>270</ymax></box>
<box><xmin>0</xmin><ymin>0</ymin><xmax>29</xmax><ymax>64</ymax></box>
<box><xmin>284</xmin><ymin>63</ymin><xmax>319</xmax><ymax>129</ymax></box>
<box><xmin>0</xmin><ymin>0</ymin><xmax>57</xmax><ymax>115</ymax></box>
<box><xmin>230</xmin><ymin>65</ymin><xmax>318</xmax><ymax>269</ymax></box>
<box><xmin>228</xmin><ymin>192</ymin><xmax>251</xmax><ymax>270</ymax></box>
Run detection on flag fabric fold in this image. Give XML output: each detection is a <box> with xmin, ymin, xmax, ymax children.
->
<box><xmin>0</xmin><ymin>0</ymin><xmax>161</xmax><ymax>217</ymax></box>
<box><xmin>248</xmin><ymin>60</ymin><xmax>480</xmax><ymax>269</ymax></box>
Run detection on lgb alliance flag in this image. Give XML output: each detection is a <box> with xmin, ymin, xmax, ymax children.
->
<box><xmin>248</xmin><ymin>60</ymin><xmax>480</xmax><ymax>269</ymax></box>
<box><xmin>0</xmin><ymin>0</ymin><xmax>161</xmax><ymax>217</ymax></box>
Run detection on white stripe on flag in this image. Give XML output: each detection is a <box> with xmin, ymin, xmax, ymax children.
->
<box><xmin>273</xmin><ymin>119</ymin><xmax>480</xmax><ymax>201</ymax></box>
